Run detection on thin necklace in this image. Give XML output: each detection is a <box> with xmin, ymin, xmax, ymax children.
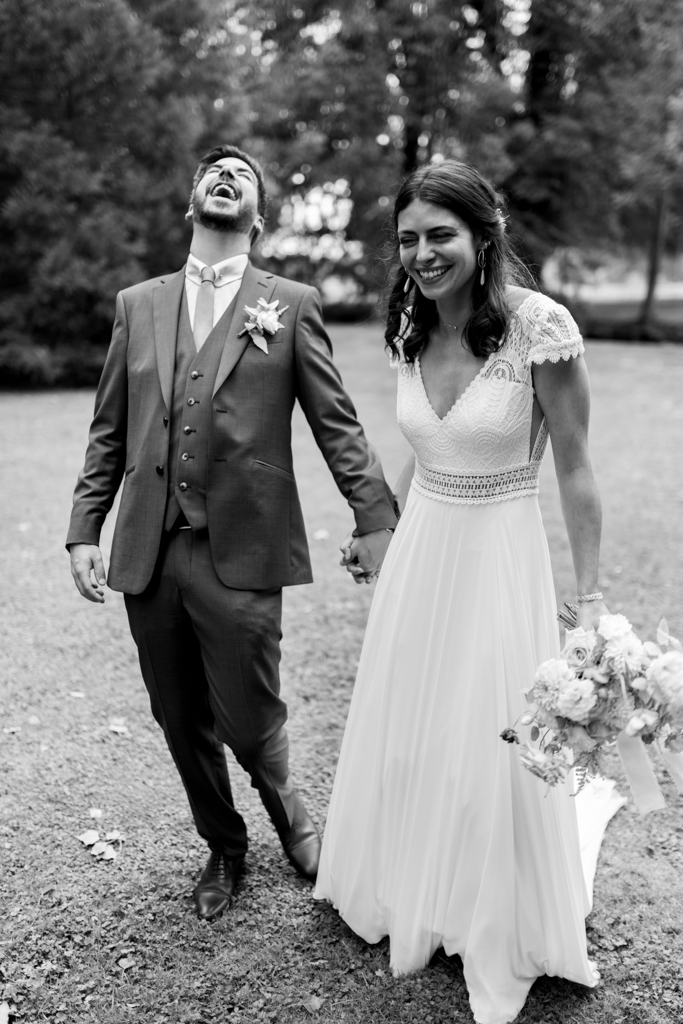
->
<box><xmin>440</xmin><ymin>316</ymin><xmax>468</xmax><ymax>332</ymax></box>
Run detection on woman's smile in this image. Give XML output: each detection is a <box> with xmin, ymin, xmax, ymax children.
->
<box><xmin>415</xmin><ymin>265</ymin><xmax>452</xmax><ymax>282</ymax></box>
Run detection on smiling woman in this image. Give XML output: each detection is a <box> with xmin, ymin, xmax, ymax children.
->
<box><xmin>384</xmin><ymin>160</ymin><xmax>533</xmax><ymax>365</ymax></box>
<box><xmin>316</xmin><ymin>158</ymin><xmax>620</xmax><ymax>1024</ymax></box>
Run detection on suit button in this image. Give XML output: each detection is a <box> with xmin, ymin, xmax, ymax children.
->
<box><xmin>187</xmin><ymin>398</ymin><xmax>195</xmax><ymax>406</ymax></box>
<box><xmin>156</xmin><ymin>465</ymin><xmax>164</xmax><ymax>475</ymax></box>
<box><xmin>181</xmin><ymin>453</ymin><xmax>189</xmax><ymax>461</ymax></box>
<box><xmin>191</xmin><ymin>371</ymin><xmax>200</xmax><ymax>380</ymax></box>
<box><xmin>163</xmin><ymin>417</ymin><xmax>169</xmax><ymax>427</ymax></box>
<box><xmin>179</xmin><ymin>482</ymin><xmax>188</xmax><ymax>491</ymax></box>
<box><xmin>183</xmin><ymin>426</ymin><xmax>192</xmax><ymax>435</ymax></box>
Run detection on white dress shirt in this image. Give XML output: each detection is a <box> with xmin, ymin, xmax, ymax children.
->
<box><xmin>184</xmin><ymin>252</ymin><xmax>249</xmax><ymax>328</ymax></box>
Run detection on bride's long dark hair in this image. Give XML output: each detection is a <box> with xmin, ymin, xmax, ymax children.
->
<box><xmin>384</xmin><ymin>160</ymin><xmax>533</xmax><ymax>364</ymax></box>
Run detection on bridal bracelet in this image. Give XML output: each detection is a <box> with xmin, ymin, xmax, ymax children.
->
<box><xmin>576</xmin><ymin>592</ymin><xmax>603</xmax><ymax>603</ymax></box>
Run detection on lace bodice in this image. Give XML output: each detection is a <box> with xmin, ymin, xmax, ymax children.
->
<box><xmin>395</xmin><ymin>293</ymin><xmax>584</xmax><ymax>504</ymax></box>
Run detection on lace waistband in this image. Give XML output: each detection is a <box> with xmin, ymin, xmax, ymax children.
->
<box><xmin>412</xmin><ymin>461</ymin><xmax>541</xmax><ymax>505</ymax></box>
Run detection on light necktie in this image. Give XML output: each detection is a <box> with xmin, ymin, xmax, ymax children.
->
<box><xmin>193</xmin><ymin>265</ymin><xmax>216</xmax><ymax>350</ymax></box>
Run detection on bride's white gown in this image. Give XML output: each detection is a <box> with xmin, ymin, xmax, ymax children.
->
<box><xmin>314</xmin><ymin>294</ymin><xmax>625</xmax><ymax>1024</ymax></box>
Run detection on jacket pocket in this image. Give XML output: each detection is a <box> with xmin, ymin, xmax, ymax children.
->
<box><xmin>254</xmin><ymin>459</ymin><xmax>294</xmax><ymax>480</ymax></box>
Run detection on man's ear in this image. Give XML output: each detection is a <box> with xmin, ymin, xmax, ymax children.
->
<box><xmin>250</xmin><ymin>214</ymin><xmax>265</xmax><ymax>246</ymax></box>
<box><xmin>185</xmin><ymin>203</ymin><xmax>194</xmax><ymax>222</ymax></box>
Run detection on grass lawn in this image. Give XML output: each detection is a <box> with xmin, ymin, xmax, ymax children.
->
<box><xmin>1</xmin><ymin>328</ymin><xmax>683</xmax><ymax>1024</ymax></box>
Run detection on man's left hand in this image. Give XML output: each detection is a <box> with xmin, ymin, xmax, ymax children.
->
<box><xmin>339</xmin><ymin>529</ymin><xmax>393</xmax><ymax>584</ymax></box>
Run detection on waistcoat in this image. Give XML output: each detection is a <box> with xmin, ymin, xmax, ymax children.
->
<box><xmin>163</xmin><ymin>291</ymin><xmax>236</xmax><ymax>530</ymax></box>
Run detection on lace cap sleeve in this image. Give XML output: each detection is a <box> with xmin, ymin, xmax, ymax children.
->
<box><xmin>524</xmin><ymin>295</ymin><xmax>585</xmax><ymax>366</ymax></box>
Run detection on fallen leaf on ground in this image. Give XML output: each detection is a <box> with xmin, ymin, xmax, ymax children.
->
<box><xmin>3</xmin><ymin>726</ymin><xmax>21</xmax><ymax>734</ymax></box>
<box><xmin>101</xmin><ymin>845</ymin><xmax>117</xmax><ymax>860</ymax></box>
<box><xmin>303</xmin><ymin>995</ymin><xmax>323</xmax><ymax>1014</ymax></box>
<box><xmin>78</xmin><ymin>830</ymin><xmax>100</xmax><ymax>846</ymax></box>
<box><xmin>28</xmin><ymin>715</ymin><xmax>40</xmax><ymax>725</ymax></box>
<box><xmin>109</xmin><ymin>719</ymin><xmax>129</xmax><ymax>736</ymax></box>
<box><xmin>118</xmin><ymin>957</ymin><xmax>135</xmax><ymax>970</ymax></box>
<box><xmin>69</xmin><ymin>691</ymin><xmax>85</xmax><ymax>698</ymax></box>
<box><xmin>89</xmin><ymin>808</ymin><xmax>103</xmax><ymax>819</ymax></box>
<box><xmin>90</xmin><ymin>841</ymin><xmax>107</xmax><ymax>856</ymax></box>
<box><xmin>105</xmin><ymin>831</ymin><xmax>122</xmax><ymax>841</ymax></box>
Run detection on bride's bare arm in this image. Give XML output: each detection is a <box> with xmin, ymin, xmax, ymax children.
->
<box><xmin>532</xmin><ymin>355</ymin><xmax>609</xmax><ymax>629</ymax></box>
<box><xmin>394</xmin><ymin>453</ymin><xmax>416</xmax><ymax>513</ymax></box>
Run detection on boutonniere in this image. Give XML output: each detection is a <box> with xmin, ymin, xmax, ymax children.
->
<box><xmin>238</xmin><ymin>298</ymin><xmax>289</xmax><ymax>354</ymax></box>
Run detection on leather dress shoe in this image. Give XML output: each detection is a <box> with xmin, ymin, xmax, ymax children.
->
<box><xmin>278</xmin><ymin>795</ymin><xmax>321</xmax><ymax>880</ymax></box>
<box><xmin>193</xmin><ymin>850</ymin><xmax>244</xmax><ymax>920</ymax></box>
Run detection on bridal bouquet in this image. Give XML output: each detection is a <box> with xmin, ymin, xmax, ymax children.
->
<box><xmin>501</xmin><ymin>614</ymin><xmax>683</xmax><ymax>795</ymax></box>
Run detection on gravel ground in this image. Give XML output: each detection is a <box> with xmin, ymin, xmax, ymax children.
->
<box><xmin>1</xmin><ymin>330</ymin><xmax>682</xmax><ymax>1023</ymax></box>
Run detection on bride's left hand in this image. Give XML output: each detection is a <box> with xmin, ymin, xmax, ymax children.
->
<box><xmin>576</xmin><ymin>599</ymin><xmax>610</xmax><ymax>632</ymax></box>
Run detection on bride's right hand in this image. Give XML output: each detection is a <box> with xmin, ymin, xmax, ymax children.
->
<box><xmin>576</xmin><ymin>599</ymin><xmax>610</xmax><ymax>632</ymax></box>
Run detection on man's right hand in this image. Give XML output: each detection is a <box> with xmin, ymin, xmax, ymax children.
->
<box><xmin>69</xmin><ymin>544</ymin><xmax>107</xmax><ymax>603</ymax></box>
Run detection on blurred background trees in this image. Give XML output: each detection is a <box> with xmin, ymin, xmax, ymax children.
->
<box><xmin>1</xmin><ymin>0</ymin><xmax>682</xmax><ymax>383</ymax></box>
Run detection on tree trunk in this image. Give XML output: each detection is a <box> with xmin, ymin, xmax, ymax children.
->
<box><xmin>639</xmin><ymin>187</ymin><xmax>669</xmax><ymax>329</ymax></box>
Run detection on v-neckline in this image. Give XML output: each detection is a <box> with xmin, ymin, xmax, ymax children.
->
<box><xmin>415</xmin><ymin>349</ymin><xmax>494</xmax><ymax>424</ymax></box>
<box><xmin>414</xmin><ymin>294</ymin><xmax>535</xmax><ymax>424</ymax></box>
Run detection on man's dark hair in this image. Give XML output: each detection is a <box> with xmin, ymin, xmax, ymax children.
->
<box><xmin>191</xmin><ymin>144</ymin><xmax>268</xmax><ymax>219</ymax></box>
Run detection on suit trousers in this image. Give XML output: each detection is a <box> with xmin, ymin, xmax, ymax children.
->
<box><xmin>124</xmin><ymin>527</ymin><xmax>291</xmax><ymax>857</ymax></box>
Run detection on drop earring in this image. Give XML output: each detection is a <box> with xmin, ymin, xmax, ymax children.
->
<box><xmin>404</xmin><ymin>274</ymin><xmax>412</xmax><ymax>294</ymax></box>
<box><xmin>478</xmin><ymin>248</ymin><xmax>487</xmax><ymax>287</ymax></box>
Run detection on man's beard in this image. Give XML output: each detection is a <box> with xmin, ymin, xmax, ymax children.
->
<box><xmin>192</xmin><ymin>191</ymin><xmax>257</xmax><ymax>234</ymax></box>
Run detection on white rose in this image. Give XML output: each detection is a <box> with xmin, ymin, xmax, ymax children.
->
<box><xmin>555</xmin><ymin>675</ymin><xmax>598</xmax><ymax>724</ymax></box>
<box><xmin>646</xmin><ymin>651</ymin><xmax>683</xmax><ymax>710</ymax></box>
<box><xmin>561</xmin><ymin>627</ymin><xmax>597</xmax><ymax>670</ymax></box>
<box><xmin>259</xmin><ymin>310</ymin><xmax>285</xmax><ymax>335</ymax></box>
<box><xmin>597</xmin><ymin>613</ymin><xmax>633</xmax><ymax>642</ymax></box>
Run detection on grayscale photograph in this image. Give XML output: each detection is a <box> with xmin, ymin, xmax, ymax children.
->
<box><xmin>1</xmin><ymin>1</ymin><xmax>682</xmax><ymax>1022</ymax></box>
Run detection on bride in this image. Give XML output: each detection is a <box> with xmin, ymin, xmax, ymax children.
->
<box><xmin>314</xmin><ymin>160</ymin><xmax>623</xmax><ymax>1023</ymax></box>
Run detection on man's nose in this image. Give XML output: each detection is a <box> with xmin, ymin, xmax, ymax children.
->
<box><xmin>218</xmin><ymin>167</ymin><xmax>236</xmax><ymax>180</ymax></box>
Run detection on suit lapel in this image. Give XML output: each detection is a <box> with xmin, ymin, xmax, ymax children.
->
<box><xmin>213</xmin><ymin>262</ymin><xmax>276</xmax><ymax>397</ymax></box>
<box><xmin>152</xmin><ymin>268</ymin><xmax>186</xmax><ymax>413</ymax></box>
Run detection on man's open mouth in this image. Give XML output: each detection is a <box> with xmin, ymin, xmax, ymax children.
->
<box><xmin>211</xmin><ymin>181</ymin><xmax>239</xmax><ymax>201</ymax></box>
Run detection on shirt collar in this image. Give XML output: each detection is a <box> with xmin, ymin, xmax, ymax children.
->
<box><xmin>186</xmin><ymin>252</ymin><xmax>249</xmax><ymax>288</ymax></box>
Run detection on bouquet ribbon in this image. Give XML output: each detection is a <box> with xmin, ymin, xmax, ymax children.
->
<box><xmin>616</xmin><ymin>734</ymin><xmax>683</xmax><ymax>813</ymax></box>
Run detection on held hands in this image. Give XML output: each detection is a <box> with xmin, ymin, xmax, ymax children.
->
<box><xmin>340</xmin><ymin>529</ymin><xmax>393</xmax><ymax>585</ymax></box>
<box><xmin>69</xmin><ymin>544</ymin><xmax>107</xmax><ymax>603</ymax></box>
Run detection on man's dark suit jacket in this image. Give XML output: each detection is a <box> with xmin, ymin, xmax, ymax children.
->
<box><xmin>67</xmin><ymin>261</ymin><xmax>398</xmax><ymax>594</ymax></box>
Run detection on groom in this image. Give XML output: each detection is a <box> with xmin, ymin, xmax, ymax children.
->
<box><xmin>67</xmin><ymin>144</ymin><xmax>396</xmax><ymax>919</ymax></box>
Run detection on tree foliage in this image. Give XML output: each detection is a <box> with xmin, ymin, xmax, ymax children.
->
<box><xmin>0</xmin><ymin>0</ymin><xmax>243</xmax><ymax>348</ymax></box>
<box><xmin>1</xmin><ymin>0</ymin><xmax>681</xmax><ymax>365</ymax></box>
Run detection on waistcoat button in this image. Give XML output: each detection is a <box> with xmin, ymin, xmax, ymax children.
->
<box><xmin>183</xmin><ymin>426</ymin><xmax>192</xmax><ymax>435</ymax></box>
<box><xmin>187</xmin><ymin>398</ymin><xmax>196</xmax><ymax>406</ymax></box>
<box><xmin>179</xmin><ymin>482</ymin><xmax>188</xmax><ymax>491</ymax></box>
<box><xmin>181</xmin><ymin>453</ymin><xmax>189</xmax><ymax>461</ymax></box>
<box><xmin>191</xmin><ymin>371</ymin><xmax>200</xmax><ymax>380</ymax></box>
<box><xmin>155</xmin><ymin>465</ymin><xmax>164</xmax><ymax>475</ymax></box>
